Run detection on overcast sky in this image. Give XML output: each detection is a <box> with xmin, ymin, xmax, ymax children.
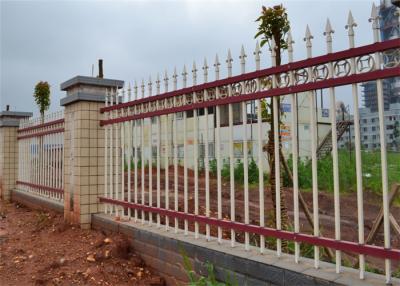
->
<box><xmin>1</xmin><ymin>0</ymin><xmax>378</xmax><ymax>116</ymax></box>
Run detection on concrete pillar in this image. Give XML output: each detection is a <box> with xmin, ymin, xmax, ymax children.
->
<box><xmin>60</xmin><ymin>76</ymin><xmax>123</xmax><ymax>228</ymax></box>
<box><xmin>0</xmin><ymin>111</ymin><xmax>32</xmax><ymax>201</ymax></box>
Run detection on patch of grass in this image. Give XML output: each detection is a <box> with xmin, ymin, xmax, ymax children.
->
<box><xmin>210</xmin><ymin>158</ymin><xmax>264</xmax><ymax>186</ymax></box>
<box><xmin>180</xmin><ymin>246</ymin><xmax>237</xmax><ymax>286</ymax></box>
<box><xmin>284</xmin><ymin>151</ymin><xmax>400</xmax><ymax>199</ymax></box>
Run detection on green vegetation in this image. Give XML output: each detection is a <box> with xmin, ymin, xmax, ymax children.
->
<box><xmin>180</xmin><ymin>246</ymin><xmax>237</xmax><ymax>286</ymax></box>
<box><xmin>210</xmin><ymin>158</ymin><xmax>267</xmax><ymax>185</ymax></box>
<box><xmin>284</xmin><ymin>151</ymin><xmax>400</xmax><ymax>198</ymax></box>
<box><xmin>33</xmin><ymin>81</ymin><xmax>51</xmax><ymax>120</ymax></box>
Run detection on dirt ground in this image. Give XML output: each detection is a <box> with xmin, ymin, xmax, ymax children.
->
<box><xmin>0</xmin><ymin>200</ymin><xmax>165</xmax><ymax>286</ymax></box>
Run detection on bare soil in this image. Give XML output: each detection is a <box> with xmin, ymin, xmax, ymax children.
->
<box><xmin>0</xmin><ymin>200</ymin><xmax>165</xmax><ymax>286</ymax></box>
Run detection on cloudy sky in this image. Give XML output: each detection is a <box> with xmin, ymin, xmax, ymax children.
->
<box><xmin>1</xmin><ymin>0</ymin><xmax>378</xmax><ymax>116</ymax></box>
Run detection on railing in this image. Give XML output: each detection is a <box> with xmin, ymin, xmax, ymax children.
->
<box><xmin>17</xmin><ymin>111</ymin><xmax>65</xmax><ymax>202</ymax></box>
<box><xmin>99</xmin><ymin>6</ymin><xmax>400</xmax><ymax>284</ymax></box>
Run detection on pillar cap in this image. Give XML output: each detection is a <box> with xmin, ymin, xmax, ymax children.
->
<box><xmin>60</xmin><ymin>75</ymin><xmax>124</xmax><ymax>91</ymax></box>
<box><xmin>60</xmin><ymin>76</ymin><xmax>124</xmax><ymax>107</ymax></box>
<box><xmin>0</xmin><ymin>111</ymin><xmax>32</xmax><ymax>127</ymax></box>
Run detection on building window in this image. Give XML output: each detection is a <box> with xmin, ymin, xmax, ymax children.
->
<box><xmin>304</xmin><ymin>124</ymin><xmax>309</xmax><ymax>131</ymax></box>
<box><xmin>363</xmin><ymin>136</ymin><xmax>368</xmax><ymax>140</ymax></box>
<box><xmin>364</xmin><ymin>144</ymin><xmax>368</xmax><ymax>148</ymax></box>
<box><xmin>363</xmin><ymin>119</ymin><xmax>367</xmax><ymax>124</ymax></box>
<box><xmin>363</xmin><ymin>127</ymin><xmax>368</xmax><ymax>132</ymax></box>
<box><xmin>372</xmin><ymin>126</ymin><xmax>376</xmax><ymax>131</ymax></box>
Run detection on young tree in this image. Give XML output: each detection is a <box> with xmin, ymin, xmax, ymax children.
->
<box><xmin>255</xmin><ymin>4</ymin><xmax>290</xmax><ymax>243</ymax></box>
<box><xmin>33</xmin><ymin>81</ymin><xmax>51</xmax><ymax>123</ymax></box>
<box><xmin>33</xmin><ymin>81</ymin><xmax>51</xmax><ymax>184</ymax></box>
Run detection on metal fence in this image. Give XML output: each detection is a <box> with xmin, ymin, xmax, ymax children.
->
<box><xmin>17</xmin><ymin>111</ymin><xmax>65</xmax><ymax>202</ymax></box>
<box><xmin>99</xmin><ymin>6</ymin><xmax>399</xmax><ymax>284</ymax></box>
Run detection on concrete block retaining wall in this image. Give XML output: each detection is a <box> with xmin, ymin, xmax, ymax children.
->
<box><xmin>92</xmin><ymin>214</ymin><xmax>394</xmax><ymax>286</ymax></box>
<box><xmin>11</xmin><ymin>189</ymin><xmax>63</xmax><ymax>213</ymax></box>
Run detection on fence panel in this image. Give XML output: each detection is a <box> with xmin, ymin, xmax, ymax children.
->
<box><xmin>16</xmin><ymin>111</ymin><xmax>64</xmax><ymax>202</ymax></box>
<box><xmin>99</xmin><ymin>5</ymin><xmax>400</xmax><ymax>284</ymax></box>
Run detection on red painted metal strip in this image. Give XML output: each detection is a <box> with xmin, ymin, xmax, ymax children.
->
<box><xmin>17</xmin><ymin>128</ymin><xmax>65</xmax><ymax>140</ymax></box>
<box><xmin>100</xmin><ymin>67</ymin><xmax>399</xmax><ymax>126</ymax></box>
<box><xmin>99</xmin><ymin>197</ymin><xmax>400</xmax><ymax>261</ymax></box>
<box><xmin>100</xmin><ymin>39</ymin><xmax>400</xmax><ymax>113</ymax></box>
<box><xmin>18</xmin><ymin>119</ymin><xmax>65</xmax><ymax>133</ymax></box>
<box><xmin>16</xmin><ymin>181</ymin><xmax>64</xmax><ymax>194</ymax></box>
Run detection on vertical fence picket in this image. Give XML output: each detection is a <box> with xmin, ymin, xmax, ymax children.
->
<box><xmin>240</xmin><ymin>45</ymin><xmax>250</xmax><ymax>251</ymax></box>
<box><xmin>134</xmin><ymin>81</ymin><xmax>139</xmax><ymax>222</ymax></box>
<box><xmin>255</xmin><ymin>41</ymin><xmax>265</xmax><ymax>254</ymax></box>
<box><xmin>148</xmin><ymin>77</ymin><xmax>153</xmax><ymax>225</ymax></box>
<box><xmin>193</xmin><ymin>61</ymin><xmax>199</xmax><ymax>239</ymax></box>
<box><xmin>183</xmin><ymin>65</ymin><xmax>189</xmax><ymax>235</ymax></box>
<box><xmin>127</xmin><ymin>84</ymin><xmax>132</xmax><ymax>219</ymax></box>
<box><xmin>346</xmin><ymin>12</ymin><xmax>365</xmax><ymax>278</ymax></box>
<box><xmin>215</xmin><ymin>55</ymin><xmax>222</xmax><ymax>244</ymax></box>
<box><xmin>371</xmin><ymin>3</ymin><xmax>391</xmax><ymax>283</ymax></box>
<box><xmin>156</xmin><ymin>74</ymin><xmax>161</xmax><ymax>228</ymax></box>
<box><xmin>141</xmin><ymin>80</ymin><xmax>146</xmax><ymax>224</ymax></box>
<box><xmin>271</xmin><ymin>38</ymin><xmax>282</xmax><ymax>257</ymax></box>
<box><xmin>173</xmin><ymin>67</ymin><xmax>179</xmax><ymax>233</ymax></box>
<box><xmin>288</xmin><ymin>31</ymin><xmax>300</xmax><ymax>263</ymax></box>
<box><xmin>164</xmin><ymin>71</ymin><xmax>170</xmax><ymax>230</ymax></box>
<box><xmin>204</xmin><ymin>59</ymin><xmax>210</xmax><ymax>241</ymax></box>
<box><xmin>226</xmin><ymin>50</ymin><xmax>235</xmax><ymax>247</ymax></box>
<box><xmin>324</xmin><ymin>19</ymin><xmax>341</xmax><ymax>273</ymax></box>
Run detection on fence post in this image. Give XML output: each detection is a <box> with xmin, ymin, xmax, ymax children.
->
<box><xmin>60</xmin><ymin>76</ymin><xmax>124</xmax><ymax>229</ymax></box>
<box><xmin>0</xmin><ymin>110</ymin><xmax>32</xmax><ymax>201</ymax></box>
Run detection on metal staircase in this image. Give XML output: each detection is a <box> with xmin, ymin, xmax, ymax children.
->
<box><xmin>317</xmin><ymin>120</ymin><xmax>353</xmax><ymax>159</ymax></box>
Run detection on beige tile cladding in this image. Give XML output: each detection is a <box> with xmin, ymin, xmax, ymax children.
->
<box><xmin>63</xmin><ymin>101</ymin><xmax>105</xmax><ymax>229</ymax></box>
<box><xmin>0</xmin><ymin>127</ymin><xmax>18</xmax><ymax>201</ymax></box>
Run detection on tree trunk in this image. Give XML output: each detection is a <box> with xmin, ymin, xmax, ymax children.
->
<box><xmin>265</xmin><ymin>37</ymin><xmax>289</xmax><ymax>250</ymax></box>
<box><xmin>267</xmin><ymin>102</ymin><xmax>289</xmax><ymax>251</ymax></box>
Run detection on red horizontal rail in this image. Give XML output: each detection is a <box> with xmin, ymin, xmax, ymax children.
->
<box><xmin>100</xmin><ymin>38</ymin><xmax>400</xmax><ymax>114</ymax></box>
<box><xmin>100</xmin><ymin>66</ymin><xmax>399</xmax><ymax>126</ymax></box>
<box><xmin>17</xmin><ymin>181</ymin><xmax>64</xmax><ymax>194</ymax></box>
<box><xmin>18</xmin><ymin>119</ymin><xmax>64</xmax><ymax>133</ymax></box>
<box><xmin>99</xmin><ymin>197</ymin><xmax>400</xmax><ymax>261</ymax></box>
<box><xmin>17</xmin><ymin>128</ymin><xmax>65</xmax><ymax>140</ymax></box>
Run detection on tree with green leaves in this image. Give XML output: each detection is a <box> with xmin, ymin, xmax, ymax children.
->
<box><xmin>33</xmin><ymin>81</ymin><xmax>51</xmax><ymax>123</ymax></box>
<box><xmin>33</xmin><ymin>81</ymin><xmax>51</xmax><ymax>184</ymax></box>
<box><xmin>255</xmin><ymin>4</ymin><xmax>290</xmax><ymax>247</ymax></box>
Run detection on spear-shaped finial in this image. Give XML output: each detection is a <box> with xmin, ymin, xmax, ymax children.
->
<box><xmin>134</xmin><ymin>80</ymin><xmax>138</xmax><ymax>100</ymax></box>
<box><xmin>287</xmin><ymin>30</ymin><xmax>294</xmax><ymax>62</ymax></box>
<box><xmin>254</xmin><ymin>41</ymin><xmax>261</xmax><ymax>71</ymax></box>
<box><xmin>369</xmin><ymin>3</ymin><xmax>380</xmax><ymax>43</ymax></box>
<box><xmin>155</xmin><ymin>73</ymin><xmax>161</xmax><ymax>94</ymax></box>
<box><xmin>226</xmin><ymin>50</ymin><xmax>232</xmax><ymax>77</ymax></box>
<box><xmin>345</xmin><ymin>11</ymin><xmax>357</xmax><ymax>48</ymax></box>
<box><xmin>192</xmin><ymin>61</ymin><xmax>197</xmax><ymax>85</ymax></box>
<box><xmin>324</xmin><ymin>18</ymin><xmax>334</xmax><ymax>53</ymax></box>
<box><xmin>303</xmin><ymin>25</ymin><xmax>313</xmax><ymax>58</ymax></box>
<box><xmin>182</xmin><ymin>65</ymin><xmax>188</xmax><ymax>88</ymax></box>
<box><xmin>163</xmin><ymin>70</ymin><xmax>168</xmax><ymax>93</ymax></box>
<box><xmin>239</xmin><ymin>45</ymin><xmax>247</xmax><ymax>74</ymax></box>
<box><xmin>172</xmin><ymin>67</ymin><xmax>178</xmax><ymax>91</ymax></box>
<box><xmin>148</xmin><ymin>75</ymin><xmax>153</xmax><ymax>96</ymax></box>
<box><xmin>141</xmin><ymin>78</ymin><xmax>145</xmax><ymax>98</ymax></box>
<box><xmin>202</xmin><ymin>58</ymin><xmax>209</xmax><ymax>82</ymax></box>
<box><xmin>214</xmin><ymin>53</ymin><xmax>221</xmax><ymax>80</ymax></box>
<box><xmin>128</xmin><ymin>82</ymin><xmax>132</xmax><ymax>101</ymax></box>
